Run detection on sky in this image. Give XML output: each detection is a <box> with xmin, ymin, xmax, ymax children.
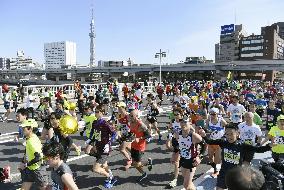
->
<box><xmin>0</xmin><ymin>0</ymin><xmax>284</xmax><ymax>66</ymax></box>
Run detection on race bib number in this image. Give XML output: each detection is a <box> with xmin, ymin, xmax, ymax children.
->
<box><xmin>103</xmin><ymin>144</ymin><xmax>110</xmax><ymax>154</ymax></box>
<box><xmin>244</xmin><ymin>139</ymin><xmax>253</xmax><ymax>145</ymax></box>
<box><xmin>223</xmin><ymin>148</ymin><xmax>240</xmax><ymax>165</ymax></box>
<box><xmin>93</xmin><ymin>130</ymin><xmax>102</xmax><ymax>142</ymax></box>
<box><xmin>275</xmin><ymin>136</ymin><xmax>284</xmax><ymax>144</ymax></box>
<box><xmin>120</xmin><ymin>124</ymin><xmax>130</xmax><ymax>135</ymax></box>
<box><xmin>180</xmin><ymin>148</ymin><xmax>191</xmax><ymax>159</ymax></box>
<box><xmin>232</xmin><ymin>114</ymin><xmax>241</xmax><ymax>122</ymax></box>
<box><xmin>51</xmin><ymin>180</ymin><xmax>60</xmax><ymax>190</ymax></box>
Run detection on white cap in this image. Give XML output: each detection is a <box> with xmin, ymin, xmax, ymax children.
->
<box><xmin>209</xmin><ymin>107</ymin><xmax>219</xmax><ymax>114</ymax></box>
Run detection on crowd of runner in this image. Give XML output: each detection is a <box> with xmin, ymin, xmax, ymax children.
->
<box><xmin>0</xmin><ymin>79</ymin><xmax>284</xmax><ymax>190</ymax></box>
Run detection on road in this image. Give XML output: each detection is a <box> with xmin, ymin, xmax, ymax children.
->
<box><xmin>0</xmin><ymin>96</ymin><xmax>272</xmax><ymax>190</ymax></box>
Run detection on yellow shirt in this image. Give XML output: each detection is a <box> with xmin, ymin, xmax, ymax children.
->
<box><xmin>268</xmin><ymin>126</ymin><xmax>284</xmax><ymax>153</ymax></box>
<box><xmin>26</xmin><ymin>134</ymin><xmax>43</xmax><ymax>170</ymax></box>
<box><xmin>83</xmin><ymin>114</ymin><xmax>97</xmax><ymax>138</ymax></box>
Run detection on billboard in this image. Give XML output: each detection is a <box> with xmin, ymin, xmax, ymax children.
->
<box><xmin>221</xmin><ymin>24</ymin><xmax>235</xmax><ymax>35</ymax></box>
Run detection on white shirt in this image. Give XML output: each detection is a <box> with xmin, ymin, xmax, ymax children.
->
<box><xmin>135</xmin><ymin>89</ymin><xmax>142</xmax><ymax>99</ymax></box>
<box><xmin>227</xmin><ymin>103</ymin><xmax>246</xmax><ymax>123</ymax></box>
<box><xmin>26</xmin><ymin>94</ymin><xmax>35</xmax><ymax>108</ymax></box>
<box><xmin>238</xmin><ymin>122</ymin><xmax>262</xmax><ymax>146</ymax></box>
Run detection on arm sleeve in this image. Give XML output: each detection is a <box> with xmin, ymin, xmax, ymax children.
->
<box><xmin>203</xmin><ymin>136</ymin><xmax>224</xmax><ymax>146</ymax></box>
<box><xmin>27</xmin><ymin>152</ymin><xmax>41</xmax><ymax>166</ymax></box>
<box><xmin>65</xmin><ymin>136</ymin><xmax>73</xmax><ymax>148</ymax></box>
<box><xmin>243</xmin><ymin>144</ymin><xmax>271</xmax><ymax>153</ymax></box>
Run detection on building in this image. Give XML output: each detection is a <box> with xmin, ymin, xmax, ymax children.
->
<box><xmin>98</xmin><ymin>60</ymin><xmax>123</xmax><ymax>67</ymax></box>
<box><xmin>184</xmin><ymin>56</ymin><xmax>214</xmax><ymax>64</ymax></box>
<box><xmin>261</xmin><ymin>24</ymin><xmax>284</xmax><ymax>59</ymax></box>
<box><xmin>240</xmin><ymin>34</ymin><xmax>265</xmax><ymax>60</ymax></box>
<box><xmin>238</xmin><ymin>22</ymin><xmax>284</xmax><ymax>60</ymax></box>
<box><xmin>215</xmin><ymin>24</ymin><xmax>246</xmax><ymax>63</ymax></box>
<box><xmin>9</xmin><ymin>51</ymin><xmax>34</xmax><ymax>70</ymax></box>
<box><xmin>0</xmin><ymin>58</ymin><xmax>10</xmax><ymax>70</ymax></box>
<box><xmin>273</xmin><ymin>22</ymin><xmax>284</xmax><ymax>40</ymax></box>
<box><xmin>44</xmin><ymin>41</ymin><xmax>76</xmax><ymax>70</ymax></box>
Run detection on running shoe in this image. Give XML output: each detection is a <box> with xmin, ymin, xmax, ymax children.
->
<box><xmin>148</xmin><ymin>158</ymin><xmax>153</xmax><ymax>171</ymax></box>
<box><xmin>137</xmin><ymin>172</ymin><xmax>147</xmax><ymax>182</ymax></box>
<box><xmin>124</xmin><ymin>159</ymin><xmax>132</xmax><ymax>170</ymax></box>
<box><xmin>104</xmin><ymin>178</ymin><xmax>118</xmax><ymax>188</ymax></box>
<box><xmin>167</xmin><ymin>179</ymin><xmax>177</xmax><ymax>188</ymax></box>
<box><xmin>75</xmin><ymin>146</ymin><xmax>81</xmax><ymax>156</ymax></box>
<box><xmin>157</xmin><ymin>134</ymin><xmax>162</xmax><ymax>143</ymax></box>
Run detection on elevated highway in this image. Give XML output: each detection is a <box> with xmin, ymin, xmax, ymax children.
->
<box><xmin>0</xmin><ymin>60</ymin><xmax>283</xmax><ymax>82</ymax></box>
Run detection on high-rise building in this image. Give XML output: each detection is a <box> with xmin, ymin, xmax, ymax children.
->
<box><xmin>215</xmin><ymin>24</ymin><xmax>246</xmax><ymax>63</ymax></box>
<box><xmin>236</xmin><ymin>22</ymin><xmax>284</xmax><ymax>60</ymax></box>
<box><xmin>239</xmin><ymin>34</ymin><xmax>265</xmax><ymax>60</ymax></box>
<box><xmin>44</xmin><ymin>41</ymin><xmax>76</xmax><ymax>70</ymax></box>
<box><xmin>261</xmin><ymin>24</ymin><xmax>284</xmax><ymax>59</ymax></box>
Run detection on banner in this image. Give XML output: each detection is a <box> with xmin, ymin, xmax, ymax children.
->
<box><xmin>221</xmin><ymin>24</ymin><xmax>235</xmax><ymax>35</ymax></box>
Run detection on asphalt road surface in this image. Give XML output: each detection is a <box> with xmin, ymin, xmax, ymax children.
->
<box><xmin>0</xmin><ymin>96</ymin><xmax>272</xmax><ymax>190</ymax></box>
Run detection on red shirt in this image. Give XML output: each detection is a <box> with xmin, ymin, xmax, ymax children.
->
<box><xmin>130</xmin><ymin>121</ymin><xmax>146</xmax><ymax>151</ymax></box>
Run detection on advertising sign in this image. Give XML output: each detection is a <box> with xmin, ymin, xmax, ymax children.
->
<box><xmin>221</xmin><ymin>24</ymin><xmax>235</xmax><ymax>35</ymax></box>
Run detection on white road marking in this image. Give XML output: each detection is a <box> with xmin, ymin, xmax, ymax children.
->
<box><xmin>9</xmin><ymin>131</ymin><xmax>169</xmax><ymax>180</ymax></box>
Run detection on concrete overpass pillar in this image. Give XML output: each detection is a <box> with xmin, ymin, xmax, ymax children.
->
<box><xmin>80</xmin><ymin>77</ymin><xmax>85</xmax><ymax>83</ymax></box>
<box><xmin>56</xmin><ymin>76</ymin><xmax>60</xmax><ymax>82</ymax></box>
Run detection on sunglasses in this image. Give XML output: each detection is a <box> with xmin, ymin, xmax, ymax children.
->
<box><xmin>210</xmin><ymin>113</ymin><xmax>217</xmax><ymax>115</ymax></box>
<box><xmin>174</xmin><ymin>113</ymin><xmax>180</xmax><ymax>116</ymax></box>
<box><xmin>50</xmin><ymin>117</ymin><xmax>56</xmax><ymax>120</ymax></box>
<box><xmin>95</xmin><ymin>110</ymin><xmax>100</xmax><ymax>113</ymax></box>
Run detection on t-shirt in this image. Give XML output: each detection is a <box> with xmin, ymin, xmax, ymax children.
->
<box><xmin>25</xmin><ymin>134</ymin><xmax>43</xmax><ymax>170</ymax></box>
<box><xmin>227</xmin><ymin>103</ymin><xmax>246</xmax><ymax>123</ymax></box>
<box><xmin>26</xmin><ymin>94</ymin><xmax>34</xmax><ymax>108</ymax></box>
<box><xmin>268</xmin><ymin>126</ymin><xmax>284</xmax><ymax>154</ymax></box>
<box><xmin>238</xmin><ymin>123</ymin><xmax>262</xmax><ymax>146</ymax></box>
<box><xmin>204</xmin><ymin>138</ymin><xmax>271</xmax><ymax>174</ymax></box>
<box><xmin>253</xmin><ymin>112</ymin><xmax>263</xmax><ymax>126</ymax></box>
<box><xmin>135</xmin><ymin>89</ymin><xmax>142</xmax><ymax>100</ymax></box>
<box><xmin>89</xmin><ymin>118</ymin><xmax>115</xmax><ymax>154</ymax></box>
<box><xmin>51</xmin><ymin>162</ymin><xmax>73</xmax><ymax>190</ymax></box>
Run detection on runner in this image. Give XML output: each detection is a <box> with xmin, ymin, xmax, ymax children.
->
<box><xmin>238</xmin><ymin>112</ymin><xmax>262</xmax><ymax>164</ymax></box>
<box><xmin>174</xmin><ymin>116</ymin><xmax>203</xmax><ymax>190</ymax></box>
<box><xmin>129</xmin><ymin>109</ymin><xmax>152</xmax><ymax>182</ymax></box>
<box><xmin>43</xmin><ymin>141</ymin><xmax>79</xmax><ymax>190</ymax></box>
<box><xmin>86</xmin><ymin>105</ymin><xmax>117</xmax><ymax>188</ymax></box>
<box><xmin>199</xmin><ymin>123</ymin><xmax>272</xmax><ymax>190</ymax></box>
<box><xmin>166</xmin><ymin>107</ymin><xmax>183</xmax><ymax>188</ymax></box>
<box><xmin>205</xmin><ymin>107</ymin><xmax>227</xmax><ymax>177</ymax></box>
<box><xmin>18</xmin><ymin>120</ymin><xmax>48</xmax><ymax>190</ymax></box>
<box><xmin>145</xmin><ymin>93</ymin><xmax>161</xmax><ymax>142</ymax></box>
<box><xmin>116</xmin><ymin>102</ymin><xmax>133</xmax><ymax>170</ymax></box>
<box><xmin>227</xmin><ymin>95</ymin><xmax>246</xmax><ymax>125</ymax></box>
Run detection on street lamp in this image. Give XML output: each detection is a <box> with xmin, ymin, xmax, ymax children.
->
<box><xmin>155</xmin><ymin>49</ymin><xmax>166</xmax><ymax>84</ymax></box>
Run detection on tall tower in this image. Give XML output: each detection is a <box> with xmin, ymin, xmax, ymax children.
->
<box><xmin>89</xmin><ymin>7</ymin><xmax>96</xmax><ymax>67</ymax></box>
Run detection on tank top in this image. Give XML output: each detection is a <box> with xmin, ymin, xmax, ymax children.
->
<box><xmin>208</xmin><ymin>118</ymin><xmax>224</xmax><ymax>140</ymax></box>
<box><xmin>178</xmin><ymin>131</ymin><xmax>197</xmax><ymax>159</ymax></box>
<box><xmin>130</xmin><ymin>121</ymin><xmax>146</xmax><ymax>151</ymax></box>
<box><xmin>168</xmin><ymin>120</ymin><xmax>181</xmax><ymax>140</ymax></box>
<box><xmin>51</xmin><ymin>162</ymin><xmax>73</xmax><ymax>190</ymax></box>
